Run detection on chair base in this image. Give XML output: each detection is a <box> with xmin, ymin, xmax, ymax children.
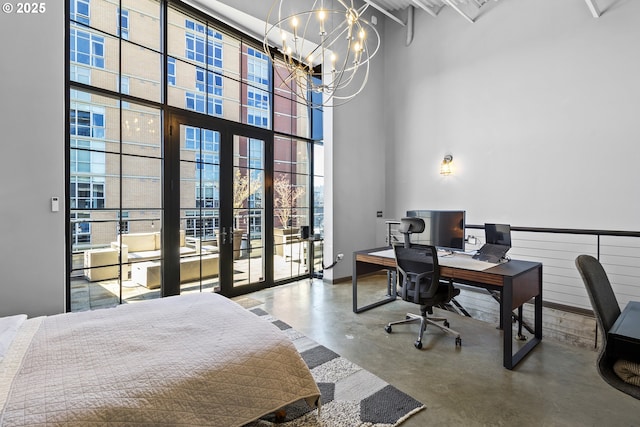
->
<box><xmin>385</xmin><ymin>312</ymin><xmax>462</xmax><ymax>349</ymax></box>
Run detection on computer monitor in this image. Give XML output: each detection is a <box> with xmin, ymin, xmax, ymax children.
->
<box><xmin>485</xmin><ymin>223</ymin><xmax>511</xmax><ymax>247</ymax></box>
<box><xmin>405</xmin><ymin>210</ymin><xmax>465</xmax><ymax>252</ymax></box>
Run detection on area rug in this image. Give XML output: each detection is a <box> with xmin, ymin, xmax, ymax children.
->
<box><xmin>244</xmin><ymin>307</ymin><xmax>425</xmax><ymax>427</ymax></box>
<box><xmin>231</xmin><ymin>296</ymin><xmax>264</xmax><ymax>309</ymax></box>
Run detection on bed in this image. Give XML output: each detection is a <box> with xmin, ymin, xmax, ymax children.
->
<box><xmin>0</xmin><ymin>293</ymin><xmax>320</xmax><ymax>426</ymax></box>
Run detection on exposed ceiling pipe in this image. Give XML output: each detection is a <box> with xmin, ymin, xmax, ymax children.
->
<box><xmin>406</xmin><ymin>5</ymin><xmax>415</xmax><ymax>46</ymax></box>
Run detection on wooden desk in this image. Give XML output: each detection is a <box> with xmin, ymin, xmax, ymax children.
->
<box><xmin>352</xmin><ymin>246</ymin><xmax>543</xmax><ymax>369</ymax></box>
<box><xmin>608</xmin><ymin>301</ymin><xmax>640</xmax><ymax>364</ymax></box>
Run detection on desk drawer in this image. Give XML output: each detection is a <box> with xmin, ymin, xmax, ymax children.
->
<box><xmin>440</xmin><ymin>267</ymin><xmax>503</xmax><ymax>287</ymax></box>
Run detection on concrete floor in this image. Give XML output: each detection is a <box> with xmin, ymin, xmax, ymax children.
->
<box><xmin>245</xmin><ymin>275</ymin><xmax>640</xmax><ymax>426</ymax></box>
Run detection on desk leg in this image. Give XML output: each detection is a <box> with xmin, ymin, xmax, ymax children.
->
<box><xmin>535</xmin><ymin>270</ymin><xmax>543</xmax><ymax>341</ymax></box>
<box><xmin>502</xmin><ymin>279</ymin><xmax>514</xmax><ymax>369</ymax></box>
<box><xmin>353</xmin><ymin>257</ymin><xmax>397</xmax><ymax>313</ymax></box>
<box><xmin>498</xmin><ymin>289</ymin><xmax>504</xmax><ymax>329</ymax></box>
<box><xmin>502</xmin><ymin>265</ymin><xmax>543</xmax><ymax>369</ymax></box>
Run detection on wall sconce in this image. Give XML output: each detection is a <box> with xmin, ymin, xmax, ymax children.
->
<box><xmin>440</xmin><ymin>154</ymin><xmax>454</xmax><ymax>175</ymax></box>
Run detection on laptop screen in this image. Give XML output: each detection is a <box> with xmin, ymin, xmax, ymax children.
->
<box><xmin>485</xmin><ymin>223</ymin><xmax>511</xmax><ymax>247</ymax></box>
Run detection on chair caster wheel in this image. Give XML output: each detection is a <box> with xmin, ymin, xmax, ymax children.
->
<box><xmin>455</xmin><ymin>337</ymin><xmax>462</xmax><ymax>347</ymax></box>
<box><xmin>414</xmin><ymin>341</ymin><xmax>422</xmax><ymax>349</ymax></box>
<box><xmin>384</xmin><ymin>325</ymin><xmax>392</xmax><ymax>333</ymax></box>
<box><xmin>444</xmin><ymin>320</ymin><xmax>450</xmax><ymax>328</ymax></box>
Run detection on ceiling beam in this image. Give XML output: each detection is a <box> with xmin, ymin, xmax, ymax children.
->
<box><xmin>364</xmin><ymin>0</ymin><xmax>406</xmax><ymax>26</ymax></box>
<box><xmin>443</xmin><ymin>0</ymin><xmax>475</xmax><ymax>23</ymax></box>
<box><xmin>411</xmin><ymin>0</ymin><xmax>441</xmax><ymax>18</ymax></box>
<box><xmin>584</xmin><ymin>0</ymin><xmax>601</xmax><ymax>18</ymax></box>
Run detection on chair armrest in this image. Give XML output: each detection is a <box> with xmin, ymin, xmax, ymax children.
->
<box><xmin>399</xmin><ymin>269</ymin><xmax>439</xmax><ymax>304</ymax></box>
<box><xmin>417</xmin><ymin>271</ymin><xmax>438</xmax><ymax>297</ymax></box>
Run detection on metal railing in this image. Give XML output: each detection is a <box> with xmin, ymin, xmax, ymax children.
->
<box><xmin>465</xmin><ymin>224</ymin><xmax>640</xmax><ymax>313</ymax></box>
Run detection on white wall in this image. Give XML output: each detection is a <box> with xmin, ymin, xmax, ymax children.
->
<box><xmin>383</xmin><ymin>0</ymin><xmax>640</xmax><ymax>230</ymax></box>
<box><xmin>0</xmin><ymin>3</ymin><xmax>66</xmax><ymax>317</ymax></box>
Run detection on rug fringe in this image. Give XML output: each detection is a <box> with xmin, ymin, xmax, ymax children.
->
<box><xmin>394</xmin><ymin>404</ymin><xmax>426</xmax><ymax>426</ymax></box>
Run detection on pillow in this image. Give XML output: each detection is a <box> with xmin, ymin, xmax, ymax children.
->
<box><xmin>614</xmin><ymin>359</ymin><xmax>640</xmax><ymax>386</ymax></box>
<box><xmin>0</xmin><ymin>314</ymin><xmax>27</xmax><ymax>362</ymax></box>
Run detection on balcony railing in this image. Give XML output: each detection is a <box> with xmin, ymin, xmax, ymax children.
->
<box><xmin>465</xmin><ymin>225</ymin><xmax>640</xmax><ymax>314</ymax></box>
<box><xmin>386</xmin><ymin>221</ymin><xmax>640</xmax><ymax>313</ymax></box>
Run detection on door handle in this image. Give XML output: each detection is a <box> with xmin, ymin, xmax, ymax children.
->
<box><xmin>221</xmin><ymin>227</ymin><xmax>228</xmax><ymax>245</ymax></box>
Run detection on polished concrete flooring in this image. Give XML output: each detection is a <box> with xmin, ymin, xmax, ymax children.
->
<box><xmin>245</xmin><ymin>275</ymin><xmax>640</xmax><ymax>426</ymax></box>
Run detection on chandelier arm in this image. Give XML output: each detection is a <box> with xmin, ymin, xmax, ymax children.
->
<box><xmin>306</xmin><ymin>24</ymin><xmax>350</xmax><ymax>73</ymax></box>
<box><xmin>330</xmin><ymin>20</ymin><xmax>380</xmax><ymax>73</ymax></box>
<box><xmin>332</xmin><ymin>63</ymin><xmax>361</xmax><ymax>91</ymax></box>
<box><xmin>356</xmin><ymin>2</ymin><xmax>371</xmax><ymax>16</ymax></box>
<box><xmin>264</xmin><ymin>0</ymin><xmax>381</xmax><ymax>108</ymax></box>
<box><xmin>275</xmin><ymin>63</ymin><xmax>303</xmax><ymax>88</ymax></box>
<box><xmin>298</xmin><ymin>0</ymin><xmax>321</xmax><ymax>65</ymax></box>
<box><xmin>319</xmin><ymin>17</ymin><xmax>351</xmax><ymax>53</ymax></box>
<box><xmin>332</xmin><ymin>64</ymin><xmax>370</xmax><ymax>102</ymax></box>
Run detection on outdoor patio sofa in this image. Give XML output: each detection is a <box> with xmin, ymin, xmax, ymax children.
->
<box><xmin>84</xmin><ymin>231</ymin><xmax>219</xmax><ymax>287</ymax></box>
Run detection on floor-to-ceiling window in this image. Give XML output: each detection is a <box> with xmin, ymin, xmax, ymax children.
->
<box><xmin>68</xmin><ymin>0</ymin><xmax>323</xmax><ymax>311</ymax></box>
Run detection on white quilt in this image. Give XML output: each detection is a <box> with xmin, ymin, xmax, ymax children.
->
<box><xmin>0</xmin><ymin>293</ymin><xmax>320</xmax><ymax>426</ymax></box>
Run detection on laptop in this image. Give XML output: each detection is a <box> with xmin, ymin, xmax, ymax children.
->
<box><xmin>472</xmin><ymin>223</ymin><xmax>511</xmax><ymax>263</ymax></box>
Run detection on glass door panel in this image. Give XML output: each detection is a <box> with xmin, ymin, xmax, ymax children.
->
<box><xmin>179</xmin><ymin>125</ymin><xmax>221</xmax><ymax>293</ymax></box>
<box><xmin>273</xmin><ymin>136</ymin><xmax>311</xmax><ymax>281</ymax></box>
<box><xmin>232</xmin><ymin>135</ymin><xmax>265</xmax><ymax>288</ymax></box>
<box><xmin>69</xmin><ymin>88</ymin><xmax>163</xmax><ymax>311</ymax></box>
<box><xmin>120</xmin><ymin>155</ymin><xmax>163</xmax><ymax>296</ymax></box>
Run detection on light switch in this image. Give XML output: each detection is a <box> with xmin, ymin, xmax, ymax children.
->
<box><xmin>51</xmin><ymin>197</ymin><xmax>59</xmax><ymax>212</ymax></box>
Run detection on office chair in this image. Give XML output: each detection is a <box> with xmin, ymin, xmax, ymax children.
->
<box><xmin>385</xmin><ymin>244</ymin><xmax>462</xmax><ymax>349</ymax></box>
<box><xmin>575</xmin><ymin>255</ymin><xmax>640</xmax><ymax>399</ymax></box>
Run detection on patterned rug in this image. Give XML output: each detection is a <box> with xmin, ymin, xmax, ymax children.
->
<box><xmin>244</xmin><ymin>307</ymin><xmax>425</xmax><ymax>427</ymax></box>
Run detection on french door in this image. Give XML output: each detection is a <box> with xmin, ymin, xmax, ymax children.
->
<box><xmin>166</xmin><ymin>113</ymin><xmax>272</xmax><ymax>297</ymax></box>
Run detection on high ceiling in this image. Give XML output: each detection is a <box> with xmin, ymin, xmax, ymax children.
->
<box><xmin>363</xmin><ymin>0</ymin><xmax>604</xmax><ymax>25</ymax></box>
<box><xmin>186</xmin><ymin>0</ymin><xmax>606</xmax><ymax>52</ymax></box>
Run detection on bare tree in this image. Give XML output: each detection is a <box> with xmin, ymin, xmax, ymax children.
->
<box><xmin>233</xmin><ymin>168</ymin><xmax>262</xmax><ymax>228</ymax></box>
<box><xmin>274</xmin><ymin>174</ymin><xmax>305</xmax><ymax>229</ymax></box>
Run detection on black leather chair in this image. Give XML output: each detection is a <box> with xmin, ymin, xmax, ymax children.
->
<box><xmin>575</xmin><ymin>254</ymin><xmax>640</xmax><ymax>399</ymax></box>
<box><xmin>385</xmin><ymin>245</ymin><xmax>462</xmax><ymax>349</ymax></box>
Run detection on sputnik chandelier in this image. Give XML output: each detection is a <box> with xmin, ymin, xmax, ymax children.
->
<box><xmin>264</xmin><ymin>0</ymin><xmax>380</xmax><ymax>108</ymax></box>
